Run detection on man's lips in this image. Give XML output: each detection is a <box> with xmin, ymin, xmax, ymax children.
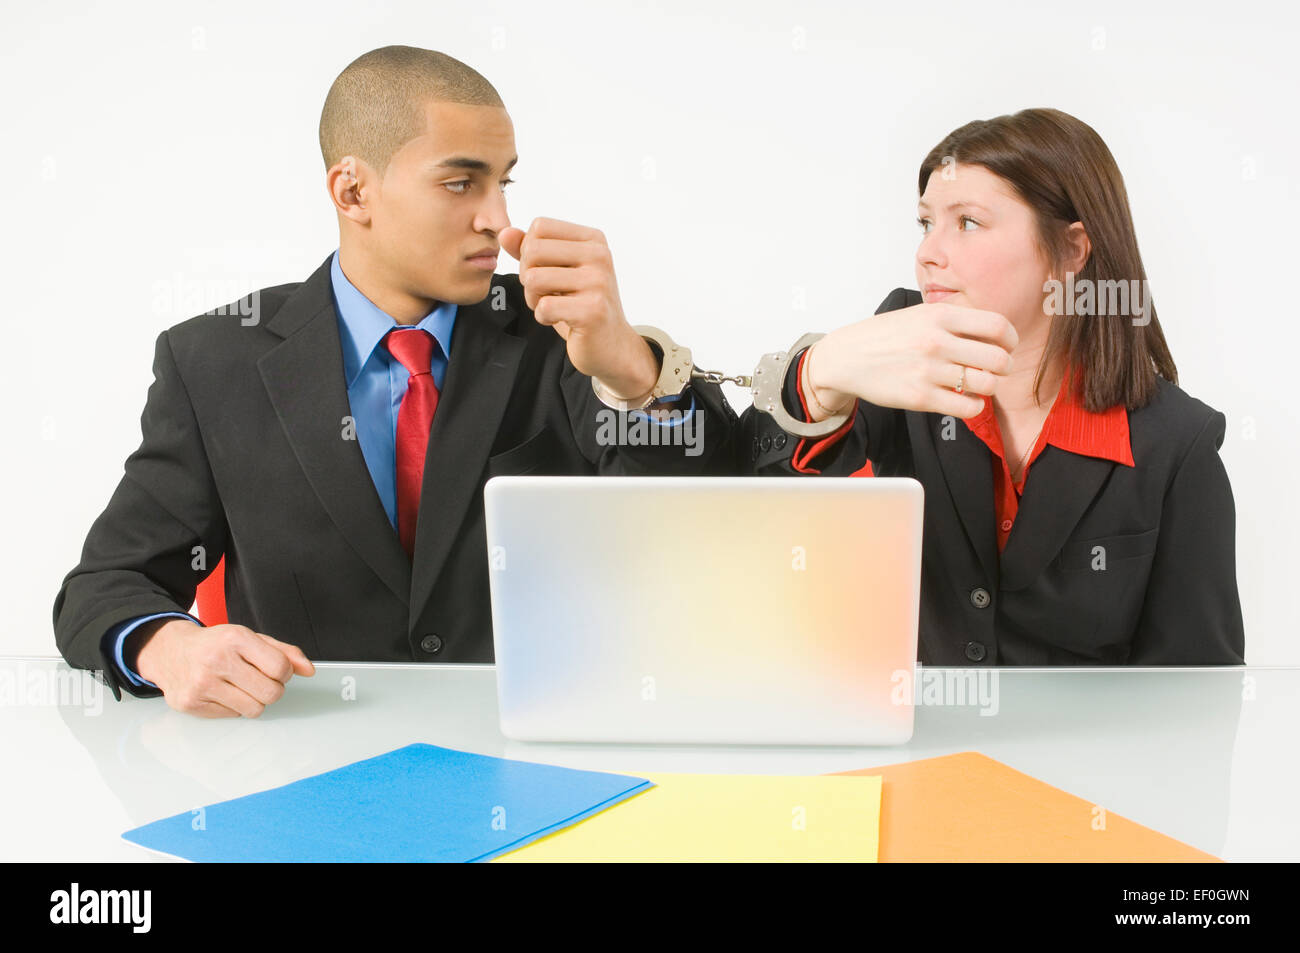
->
<box><xmin>465</xmin><ymin>249</ymin><xmax>498</xmax><ymax>271</ymax></box>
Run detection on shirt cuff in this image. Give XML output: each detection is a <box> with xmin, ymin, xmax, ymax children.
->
<box><xmin>629</xmin><ymin>388</ymin><xmax>696</xmax><ymax>426</ymax></box>
<box><xmin>790</xmin><ymin>348</ymin><xmax>857</xmax><ymax>474</ymax></box>
<box><xmin>105</xmin><ymin>612</ymin><xmax>200</xmax><ymax>689</ymax></box>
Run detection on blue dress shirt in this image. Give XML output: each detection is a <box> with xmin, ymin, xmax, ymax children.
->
<box><xmin>106</xmin><ymin>249</ymin><xmax>693</xmax><ymax>687</ymax></box>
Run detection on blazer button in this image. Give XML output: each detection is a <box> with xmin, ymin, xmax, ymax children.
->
<box><xmin>773</xmin><ymin>432</ymin><xmax>787</xmax><ymax>450</ymax></box>
<box><xmin>965</xmin><ymin>641</ymin><xmax>987</xmax><ymax>662</ymax></box>
<box><xmin>420</xmin><ymin>634</ymin><xmax>444</xmax><ymax>655</ymax></box>
<box><xmin>760</xmin><ymin>435</ymin><xmax>772</xmax><ymax>452</ymax></box>
<box><xmin>969</xmin><ymin>587</ymin><xmax>991</xmax><ymax>609</ymax></box>
<box><xmin>751</xmin><ymin>437</ymin><xmax>760</xmax><ymax>461</ymax></box>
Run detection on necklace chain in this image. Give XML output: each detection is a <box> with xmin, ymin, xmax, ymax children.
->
<box><xmin>1008</xmin><ymin>398</ymin><xmax>1056</xmax><ymax>484</ymax></box>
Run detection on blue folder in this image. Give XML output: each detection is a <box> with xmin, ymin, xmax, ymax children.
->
<box><xmin>122</xmin><ymin>743</ymin><xmax>652</xmax><ymax>862</ymax></box>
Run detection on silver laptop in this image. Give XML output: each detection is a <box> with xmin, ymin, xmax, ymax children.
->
<box><xmin>483</xmin><ymin>476</ymin><xmax>923</xmax><ymax>745</ymax></box>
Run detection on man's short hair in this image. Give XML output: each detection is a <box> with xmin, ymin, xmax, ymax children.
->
<box><xmin>319</xmin><ymin>45</ymin><xmax>503</xmax><ymax>178</ymax></box>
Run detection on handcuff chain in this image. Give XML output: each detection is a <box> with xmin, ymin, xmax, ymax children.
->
<box><xmin>594</xmin><ymin>326</ymin><xmax>851</xmax><ymax>438</ymax></box>
<box><xmin>690</xmin><ymin>367</ymin><xmax>752</xmax><ymax>388</ymax></box>
<box><xmin>687</xmin><ymin>334</ymin><xmax>853</xmax><ymax>438</ymax></box>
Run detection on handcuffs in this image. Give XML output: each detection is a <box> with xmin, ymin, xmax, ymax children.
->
<box><xmin>591</xmin><ymin>325</ymin><xmax>852</xmax><ymax>438</ymax></box>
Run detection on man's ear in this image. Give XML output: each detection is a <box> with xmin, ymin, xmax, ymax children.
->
<box><xmin>328</xmin><ymin>156</ymin><xmax>370</xmax><ymax>222</ymax></box>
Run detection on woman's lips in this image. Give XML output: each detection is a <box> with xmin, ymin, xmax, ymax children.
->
<box><xmin>924</xmin><ymin>286</ymin><xmax>958</xmax><ymax>302</ymax></box>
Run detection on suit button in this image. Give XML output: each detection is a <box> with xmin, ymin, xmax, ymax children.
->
<box><xmin>760</xmin><ymin>435</ymin><xmax>772</xmax><ymax>452</ymax></box>
<box><xmin>773</xmin><ymin>432</ymin><xmax>787</xmax><ymax>450</ymax></box>
<box><xmin>970</xmin><ymin>587</ymin><xmax>991</xmax><ymax>609</ymax></box>
<box><xmin>751</xmin><ymin>437</ymin><xmax>760</xmax><ymax>461</ymax></box>
<box><xmin>420</xmin><ymin>634</ymin><xmax>443</xmax><ymax>655</ymax></box>
<box><xmin>965</xmin><ymin>641</ymin><xmax>987</xmax><ymax>662</ymax></box>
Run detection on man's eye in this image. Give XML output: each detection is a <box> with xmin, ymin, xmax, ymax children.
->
<box><xmin>500</xmin><ymin>177</ymin><xmax>516</xmax><ymax>193</ymax></box>
<box><xmin>444</xmin><ymin>180</ymin><xmax>471</xmax><ymax>195</ymax></box>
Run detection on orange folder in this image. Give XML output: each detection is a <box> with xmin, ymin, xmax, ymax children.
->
<box><xmin>833</xmin><ymin>751</ymin><xmax>1219</xmax><ymax>862</ymax></box>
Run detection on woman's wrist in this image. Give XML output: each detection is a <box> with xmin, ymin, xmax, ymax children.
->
<box><xmin>801</xmin><ymin>341</ymin><xmax>854</xmax><ymax>422</ymax></box>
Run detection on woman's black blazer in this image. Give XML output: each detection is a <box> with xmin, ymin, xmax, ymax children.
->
<box><xmin>740</xmin><ymin>287</ymin><xmax>1245</xmax><ymax>666</ymax></box>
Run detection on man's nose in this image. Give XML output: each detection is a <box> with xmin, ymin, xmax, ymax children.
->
<box><xmin>475</xmin><ymin>187</ymin><xmax>511</xmax><ymax>235</ymax></box>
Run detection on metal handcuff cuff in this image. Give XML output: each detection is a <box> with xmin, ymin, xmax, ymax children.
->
<box><xmin>590</xmin><ymin>325</ymin><xmax>852</xmax><ymax>438</ymax></box>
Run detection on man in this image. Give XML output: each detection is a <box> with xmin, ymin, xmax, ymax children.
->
<box><xmin>52</xmin><ymin>46</ymin><xmax>736</xmax><ymax>717</ymax></box>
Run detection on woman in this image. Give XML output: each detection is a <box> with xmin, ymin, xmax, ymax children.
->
<box><xmin>743</xmin><ymin>107</ymin><xmax>1244</xmax><ymax>665</ymax></box>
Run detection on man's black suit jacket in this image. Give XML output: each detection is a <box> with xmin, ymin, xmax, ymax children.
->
<box><xmin>741</xmin><ymin>287</ymin><xmax>1246</xmax><ymax>666</ymax></box>
<box><xmin>53</xmin><ymin>253</ymin><xmax>737</xmax><ymax>700</ymax></box>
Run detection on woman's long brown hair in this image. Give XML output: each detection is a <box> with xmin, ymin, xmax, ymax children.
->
<box><xmin>919</xmin><ymin>108</ymin><xmax>1177</xmax><ymax>411</ymax></box>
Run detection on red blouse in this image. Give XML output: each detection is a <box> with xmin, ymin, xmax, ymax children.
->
<box><xmin>790</xmin><ymin>350</ymin><xmax>1135</xmax><ymax>552</ymax></box>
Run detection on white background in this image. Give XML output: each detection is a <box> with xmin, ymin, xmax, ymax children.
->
<box><xmin>5</xmin><ymin>0</ymin><xmax>1296</xmax><ymax>661</ymax></box>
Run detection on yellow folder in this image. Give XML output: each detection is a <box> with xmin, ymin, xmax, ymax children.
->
<box><xmin>495</xmin><ymin>772</ymin><xmax>882</xmax><ymax>862</ymax></box>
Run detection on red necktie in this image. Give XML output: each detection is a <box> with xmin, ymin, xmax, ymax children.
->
<box><xmin>382</xmin><ymin>328</ymin><xmax>440</xmax><ymax>558</ymax></box>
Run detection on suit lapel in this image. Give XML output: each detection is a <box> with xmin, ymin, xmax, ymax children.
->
<box><xmin>998</xmin><ymin>448</ymin><xmax>1114</xmax><ymax>591</ymax></box>
<box><xmin>887</xmin><ymin>288</ymin><xmax>1115</xmax><ymax>594</ymax></box>
<box><xmin>408</xmin><ymin>286</ymin><xmax>525</xmax><ymax>626</ymax></box>
<box><xmin>925</xmin><ymin>413</ymin><xmax>1000</xmax><ymax>588</ymax></box>
<box><xmin>258</xmin><ymin>255</ymin><xmax>412</xmax><ymax>605</ymax></box>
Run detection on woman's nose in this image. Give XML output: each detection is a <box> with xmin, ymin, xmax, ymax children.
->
<box><xmin>916</xmin><ymin>229</ymin><xmax>947</xmax><ymax>269</ymax></box>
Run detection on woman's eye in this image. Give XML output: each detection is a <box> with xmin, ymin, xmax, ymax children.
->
<box><xmin>959</xmin><ymin>215</ymin><xmax>979</xmax><ymax>231</ymax></box>
<box><xmin>916</xmin><ymin>217</ymin><xmax>932</xmax><ymax>233</ymax></box>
